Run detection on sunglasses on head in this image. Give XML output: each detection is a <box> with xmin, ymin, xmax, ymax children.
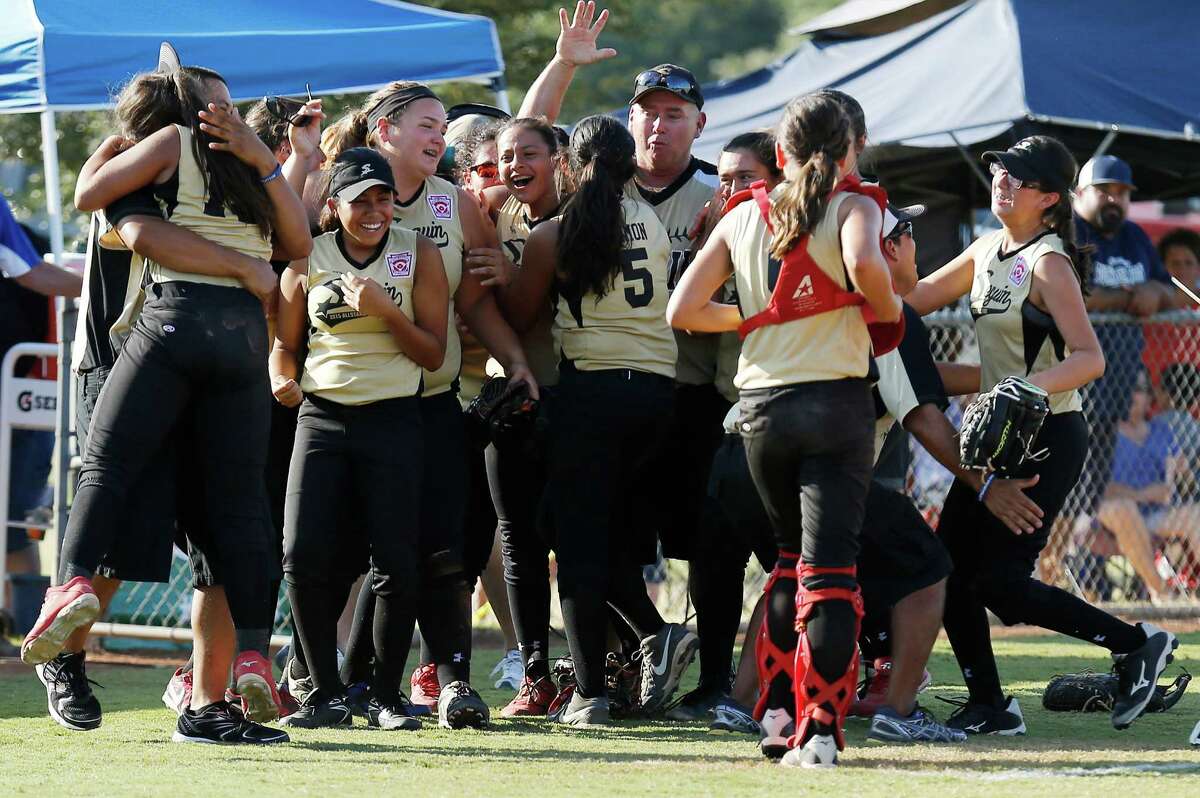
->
<box><xmin>264</xmin><ymin>83</ymin><xmax>314</xmax><ymax>127</ymax></box>
<box><xmin>885</xmin><ymin>220</ymin><xmax>912</xmax><ymax>242</ymax></box>
<box><xmin>634</xmin><ymin>70</ymin><xmax>697</xmax><ymax>95</ymax></box>
<box><xmin>470</xmin><ymin>162</ymin><xmax>499</xmax><ymax>180</ymax></box>
<box><xmin>989</xmin><ymin>161</ymin><xmax>1041</xmax><ymax>191</ymax></box>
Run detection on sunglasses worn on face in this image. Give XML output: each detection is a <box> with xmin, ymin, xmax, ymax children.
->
<box><xmin>989</xmin><ymin>161</ymin><xmax>1041</xmax><ymax>191</ymax></box>
<box><xmin>635</xmin><ymin>70</ymin><xmax>697</xmax><ymax>95</ymax></box>
<box><xmin>470</xmin><ymin>162</ymin><xmax>499</xmax><ymax>180</ymax></box>
<box><xmin>264</xmin><ymin>83</ymin><xmax>314</xmax><ymax>127</ymax></box>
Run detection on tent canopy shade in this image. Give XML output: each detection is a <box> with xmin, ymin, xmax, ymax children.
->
<box><xmin>0</xmin><ymin>0</ymin><xmax>505</xmax><ymax>113</ymax></box>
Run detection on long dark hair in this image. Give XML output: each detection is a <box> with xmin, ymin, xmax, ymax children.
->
<box><xmin>1021</xmin><ymin>135</ymin><xmax>1093</xmax><ymax>290</ymax></box>
<box><xmin>113</xmin><ymin>66</ymin><xmax>273</xmax><ymax>237</ymax></box>
<box><xmin>769</xmin><ymin>93</ymin><xmax>850</xmax><ymax>260</ymax></box>
<box><xmin>557</xmin><ymin>115</ymin><xmax>636</xmax><ymax>300</ymax></box>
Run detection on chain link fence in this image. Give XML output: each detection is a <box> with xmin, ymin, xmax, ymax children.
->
<box><xmin>100</xmin><ymin>311</ymin><xmax>1200</xmax><ymax>646</ymax></box>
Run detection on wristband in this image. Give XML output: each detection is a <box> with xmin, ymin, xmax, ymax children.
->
<box><xmin>977</xmin><ymin>472</ymin><xmax>996</xmax><ymax>502</ymax></box>
<box><xmin>260</xmin><ymin>163</ymin><xmax>284</xmax><ymax>184</ymax></box>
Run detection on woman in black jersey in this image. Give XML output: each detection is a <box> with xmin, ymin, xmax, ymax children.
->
<box><xmin>906</xmin><ymin>136</ymin><xmax>1178</xmax><ymax>734</ymax></box>
<box><xmin>272</xmin><ymin>147</ymin><xmax>448</xmax><ymax>729</ymax></box>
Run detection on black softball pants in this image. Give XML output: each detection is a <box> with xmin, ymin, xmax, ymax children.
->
<box><xmin>549</xmin><ymin>364</ymin><xmax>673</xmax><ymax>698</ymax></box>
<box><xmin>283</xmin><ymin>394</ymin><xmax>422</xmax><ymax>700</ymax></box>
<box><xmin>60</xmin><ymin>282</ymin><xmax>274</xmax><ymax>637</ymax></box>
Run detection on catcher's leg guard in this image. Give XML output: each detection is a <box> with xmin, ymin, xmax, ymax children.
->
<box><xmin>791</xmin><ymin>563</ymin><xmax>864</xmax><ymax>750</ymax></box>
<box><xmin>752</xmin><ymin>551</ymin><xmax>799</xmax><ymax>721</ymax></box>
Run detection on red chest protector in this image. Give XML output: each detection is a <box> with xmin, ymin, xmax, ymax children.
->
<box><xmin>726</xmin><ymin>176</ymin><xmax>903</xmax><ymax>355</ymax></box>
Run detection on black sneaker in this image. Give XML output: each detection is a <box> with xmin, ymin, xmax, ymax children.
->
<box><xmin>1112</xmin><ymin>622</ymin><xmax>1179</xmax><ymax>730</ymax></box>
<box><xmin>437</xmin><ymin>681</ymin><xmax>490</xmax><ymax>730</ymax></box>
<box><xmin>279</xmin><ymin>689</ymin><xmax>353</xmax><ymax>729</ymax></box>
<box><xmin>173</xmin><ymin>701</ymin><xmax>289</xmax><ymax>744</ymax></box>
<box><xmin>942</xmin><ymin>695</ymin><xmax>1026</xmax><ymax>735</ymax></box>
<box><xmin>367</xmin><ymin>695</ymin><xmax>422</xmax><ymax>731</ymax></box>
<box><xmin>638</xmin><ymin>623</ymin><xmax>699</xmax><ymax>714</ymax></box>
<box><xmin>665</xmin><ymin>683</ymin><xmax>727</xmax><ymax>721</ymax></box>
<box><xmin>35</xmin><ymin>650</ymin><xmax>102</xmax><ymax>731</ymax></box>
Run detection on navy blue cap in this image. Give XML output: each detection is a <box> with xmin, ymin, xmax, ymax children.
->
<box><xmin>1077</xmin><ymin>155</ymin><xmax>1136</xmax><ymax>190</ymax></box>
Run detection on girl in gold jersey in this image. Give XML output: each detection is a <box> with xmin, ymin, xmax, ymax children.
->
<box><xmin>668</xmin><ymin>93</ymin><xmax>901</xmax><ymax>766</ymax></box>
<box><xmin>335</xmin><ymin>82</ymin><xmax>535</xmax><ymax>727</ymax></box>
<box><xmin>272</xmin><ymin>148</ymin><xmax>447</xmax><ymax>729</ymax></box>
<box><xmin>504</xmin><ymin>115</ymin><xmax>689</xmax><ymax>727</ymax></box>
<box><xmin>32</xmin><ymin>60</ymin><xmax>311</xmax><ymax>743</ymax></box>
<box><xmin>906</xmin><ymin>136</ymin><xmax>1174</xmax><ymax>734</ymax></box>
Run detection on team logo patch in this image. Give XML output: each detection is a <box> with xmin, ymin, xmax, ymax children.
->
<box><xmin>428</xmin><ymin>193</ymin><xmax>453</xmax><ymax>220</ymax></box>
<box><xmin>1010</xmin><ymin>255</ymin><xmax>1030</xmax><ymax>287</ymax></box>
<box><xmin>386</xmin><ymin>251</ymin><xmax>413</xmax><ymax>278</ymax></box>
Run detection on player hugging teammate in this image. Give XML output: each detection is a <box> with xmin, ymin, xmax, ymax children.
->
<box><xmin>19</xmin><ymin>1</ymin><xmax>1187</xmax><ymax>755</ymax></box>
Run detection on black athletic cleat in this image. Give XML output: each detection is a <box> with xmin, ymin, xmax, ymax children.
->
<box><xmin>35</xmin><ymin>650</ymin><xmax>102</xmax><ymax>731</ymax></box>
<box><xmin>173</xmin><ymin>701</ymin><xmax>289</xmax><ymax>744</ymax></box>
<box><xmin>665</xmin><ymin>683</ymin><xmax>727</xmax><ymax>722</ymax></box>
<box><xmin>943</xmin><ymin>695</ymin><xmax>1026</xmax><ymax>735</ymax></box>
<box><xmin>638</xmin><ymin>623</ymin><xmax>699</xmax><ymax>714</ymax></box>
<box><xmin>437</xmin><ymin>681</ymin><xmax>490</xmax><ymax>730</ymax></box>
<box><xmin>279</xmin><ymin>689</ymin><xmax>353</xmax><ymax>729</ymax></box>
<box><xmin>549</xmin><ymin>690</ymin><xmax>610</xmax><ymax>728</ymax></box>
<box><xmin>709</xmin><ymin>699</ymin><xmax>760</xmax><ymax>736</ymax></box>
<box><xmin>367</xmin><ymin>695</ymin><xmax>422</xmax><ymax>731</ymax></box>
<box><xmin>1112</xmin><ymin>622</ymin><xmax>1179</xmax><ymax>730</ymax></box>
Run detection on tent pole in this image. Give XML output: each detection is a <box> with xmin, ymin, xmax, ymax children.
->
<box><xmin>39</xmin><ymin>109</ymin><xmax>70</xmax><ymax>587</ymax></box>
<box><xmin>949</xmin><ymin>132</ymin><xmax>991</xmax><ymax>191</ymax></box>
<box><xmin>1091</xmin><ymin>127</ymin><xmax>1119</xmax><ymax>161</ymax></box>
<box><xmin>491</xmin><ymin>76</ymin><xmax>511</xmax><ymax>115</ymax></box>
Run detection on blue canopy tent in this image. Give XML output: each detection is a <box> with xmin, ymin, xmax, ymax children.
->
<box><xmin>0</xmin><ymin>1</ymin><xmax>506</xmax><ymax>599</ymax></box>
<box><xmin>694</xmin><ymin>0</ymin><xmax>1200</xmax><ymax>207</ymax></box>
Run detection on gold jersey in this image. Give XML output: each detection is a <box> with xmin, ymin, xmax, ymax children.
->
<box><xmin>625</xmin><ymin>157</ymin><xmax>720</xmax><ymax>385</ymax></box>
<box><xmin>393</xmin><ymin>175</ymin><xmax>464</xmax><ymax>397</ymax></box>
<box><xmin>300</xmin><ymin>225</ymin><xmax>422</xmax><ymax>405</ymax></box>
<box><xmin>727</xmin><ymin>189</ymin><xmax>872</xmax><ymax>390</ymax></box>
<box><xmin>970</xmin><ymin>229</ymin><xmax>1082</xmax><ymax>414</ymax></box>
<box><xmin>491</xmin><ymin>193</ymin><xmax>560</xmax><ymax>387</ymax></box>
<box><xmin>144</xmin><ymin>125</ymin><xmax>272</xmax><ymax>287</ymax></box>
<box><xmin>555</xmin><ymin>198</ymin><xmax>677</xmax><ymax>378</ymax></box>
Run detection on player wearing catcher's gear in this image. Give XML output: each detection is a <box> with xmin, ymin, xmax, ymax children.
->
<box><xmin>669</xmin><ymin>93</ymin><xmax>902</xmax><ymax>768</ymax></box>
<box><xmin>907</xmin><ymin>136</ymin><xmax>1179</xmax><ymax>734</ymax></box>
<box><xmin>502</xmin><ymin>115</ymin><xmax>685</xmax><ymax>728</ymax></box>
<box><xmin>333</xmin><ymin>81</ymin><xmax>536</xmax><ymax>730</ymax></box>
<box><xmin>272</xmin><ymin>148</ymin><xmax>448</xmax><ymax>731</ymax></box>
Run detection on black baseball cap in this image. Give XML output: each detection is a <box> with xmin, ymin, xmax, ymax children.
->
<box><xmin>982</xmin><ymin>136</ymin><xmax>1077</xmax><ymax>195</ymax></box>
<box><xmin>882</xmin><ymin>203</ymin><xmax>925</xmax><ymax>238</ymax></box>
<box><xmin>630</xmin><ymin>64</ymin><xmax>704</xmax><ymax>109</ymax></box>
<box><xmin>328</xmin><ymin>147</ymin><xmax>396</xmax><ymax>201</ymax></box>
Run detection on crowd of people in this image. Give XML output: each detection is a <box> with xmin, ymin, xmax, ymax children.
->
<box><xmin>7</xmin><ymin>1</ymin><xmax>1189</xmax><ymax>768</ymax></box>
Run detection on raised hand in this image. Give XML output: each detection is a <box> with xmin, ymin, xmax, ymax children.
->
<box><xmin>198</xmin><ymin>103</ymin><xmax>277</xmax><ymax>176</ymax></box>
<box><xmin>288</xmin><ymin>99</ymin><xmax>326</xmax><ymax>171</ymax></box>
<box><xmin>556</xmin><ymin>1</ymin><xmax>617</xmax><ymax>67</ymax></box>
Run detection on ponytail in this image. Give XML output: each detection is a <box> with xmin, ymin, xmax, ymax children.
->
<box><xmin>558</xmin><ymin>115</ymin><xmax>636</xmax><ymax>301</ymax></box>
<box><xmin>1046</xmin><ymin>194</ymin><xmax>1093</xmax><ymax>292</ymax></box>
<box><xmin>768</xmin><ymin>94</ymin><xmax>850</xmax><ymax>259</ymax></box>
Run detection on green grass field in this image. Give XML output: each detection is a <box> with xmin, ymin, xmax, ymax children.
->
<box><xmin>2</xmin><ymin>634</ymin><xmax>1199</xmax><ymax>797</ymax></box>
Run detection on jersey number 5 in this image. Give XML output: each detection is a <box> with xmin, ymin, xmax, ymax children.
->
<box><xmin>621</xmin><ymin>248</ymin><xmax>653</xmax><ymax>309</ymax></box>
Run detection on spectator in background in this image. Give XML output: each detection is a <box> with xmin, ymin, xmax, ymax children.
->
<box><xmin>1097</xmin><ymin>368</ymin><xmax>1200</xmax><ymax>603</ymax></box>
<box><xmin>1071</xmin><ymin>155</ymin><xmax>1171</xmax><ymax>522</ymax></box>
<box><xmin>1157</xmin><ymin>363</ymin><xmax>1200</xmax><ymax>500</ymax></box>
<box><xmin>1</xmin><ymin>194</ymin><xmax>82</xmax><ymax>638</ymax></box>
<box><xmin>1159</xmin><ymin>227</ymin><xmax>1200</xmax><ymax>309</ymax></box>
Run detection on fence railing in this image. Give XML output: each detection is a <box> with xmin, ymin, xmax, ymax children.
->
<box><xmin>97</xmin><ymin>311</ymin><xmax>1200</xmax><ymax>647</ymax></box>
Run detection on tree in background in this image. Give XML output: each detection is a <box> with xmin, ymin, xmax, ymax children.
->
<box><xmin>0</xmin><ymin>0</ymin><xmax>837</xmax><ymax>246</ymax></box>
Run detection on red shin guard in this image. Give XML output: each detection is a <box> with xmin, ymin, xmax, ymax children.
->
<box><xmin>790</xmin><ymin>563</ymin><xmax>864</xmax><ymax>750</ymax></box>
<box><xmin>752</xmin><ymin>552</ymin><xmax>799</xmax><ymax>722</ymax></box>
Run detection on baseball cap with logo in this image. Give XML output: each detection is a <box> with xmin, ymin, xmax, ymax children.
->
<box><xmin>1076</xmin><ymin>154</ymin><xmax>1137</xmax><ymax>191</ymax></box>
<box><xmin>328</xmin><ymin>147</ymin><xmax>396</xmax><ymax>201</ymax></box>
<box><xmin>630</xmin><ymin>64</ymin><xmax>704</xmax><ymax>109</ymax></box>
<box><xmin>982</xmin><ymin>136</ymin><xmax>1077</xmax><ymax>196</ymax></box>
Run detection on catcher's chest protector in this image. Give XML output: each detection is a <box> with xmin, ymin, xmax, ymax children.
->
<box><xmin>730</xmin><ymin>177</ymin><xmax>904</xmax><ymax>355</ymax></box>
<box><xmin>968</xmin><ymin>230</ymin><xmax>1082</xmax><ymax>414</ymax></box>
